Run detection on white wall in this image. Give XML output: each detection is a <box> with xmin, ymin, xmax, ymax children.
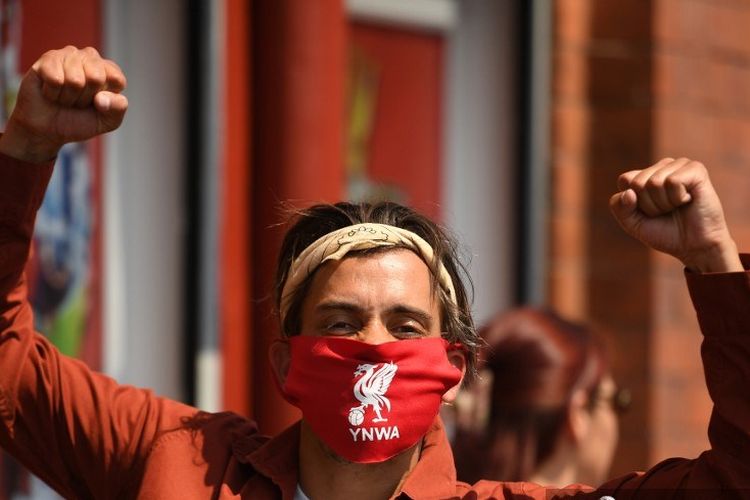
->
<box><xmin>102</xmin><ymin>0</ymin><xmax>186</xmax><ymax>400</ymax></box>
<box><xmin>443</xmin><ymin>0</ymin><xmax>518</xmax><ymax>326</ymax></box>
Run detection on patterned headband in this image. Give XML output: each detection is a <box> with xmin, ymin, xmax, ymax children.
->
<box><xmin>279</xmin><ymin>223</ymin><xmax>458</xmax><ymax>325</ymax></box>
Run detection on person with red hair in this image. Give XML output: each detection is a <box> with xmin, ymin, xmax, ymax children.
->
<box><xmin>453</xmin><ymin>308</ymin><xmax>629</xmax><ymax>486</ymax></box>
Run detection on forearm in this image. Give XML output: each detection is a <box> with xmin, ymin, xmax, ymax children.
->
<box><xmin>0</xmin><ymin>151</ymin><xmax>54</xmax><ymax>318</ymax></box>
<box><xmin>587</xmin><ymin>260</ymin><xmax>750</xmax><ymax>495</ymax></box>
<box><xmin>0</xmin><ymin>150</ymin><xmax>55</xmax><ymax>474</ymax></box>
<box><xmin>688</xmin><ymin>254</ymin><xmax>750</xmax><ymax>431</ymax></box>
<box><xmin>0</xmin><ymin>150</ymin><xmax>53</xmax><ymax>417</ymax></box>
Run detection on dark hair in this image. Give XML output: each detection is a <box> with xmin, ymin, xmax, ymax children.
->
<box><xmin>454</xmin><ymin>307</ymin><xmax>608</xmax><ymax>482</ymax></box>
<box><xmin>274</xmin><ymin>201</ymin><xmax>479</xmax><ymax>376</ymax></box>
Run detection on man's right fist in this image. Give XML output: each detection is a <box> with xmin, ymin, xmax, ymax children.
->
<box><xmin>609</xmin><ymin>158</ymin><xmax>742</xmax><ymax>273</ymax></box>
<box><xmin>0</xmin><ymin>45</ymin><xmax>128</xmax><ymax>163</ymax></box>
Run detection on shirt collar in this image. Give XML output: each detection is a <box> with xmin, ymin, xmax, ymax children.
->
<box><xmin>238</xmin><ymin>421</ymin><xmax>301</xmax><ymax>499</ymax></box>
<box><xmin>396</xmin><ymin>416</ymin><xmax>458</xmax><ymax>499</ymax></box>
<box><xmin>236</xmin><ymin>417</ymin><xmax>457</xmax><ymax>499</ymax></box>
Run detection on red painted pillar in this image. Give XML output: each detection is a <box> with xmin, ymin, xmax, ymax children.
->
<box><xmin>252</xmin><ymin>0</ymin><xmax>346</xmax><ymax>434</ymax></box>
<box><xmin>221</xmin><ymin>0</ymin><xmax>253</xmax><ymax>417</ymax></box>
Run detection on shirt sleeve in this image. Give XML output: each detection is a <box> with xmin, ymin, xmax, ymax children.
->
<box><xmin>584</xmin><ymin>255</ymin><xmax>750</xmax><ymax>498</ymax></box>
<box><xmin>0</xmin><ymin>152</ymin><xmax>197</xmax><ymax>499</ymax></box>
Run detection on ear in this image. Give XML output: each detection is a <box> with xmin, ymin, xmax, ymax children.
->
<box><xmin>567</xmin><ymin>388</ymin><xmax>591</xmax><ymax>445</ymax></box>
<box><xmin>269</xmin><ymin>339</ymin><xmax>292</xmax><ymax>388</ymax></box>
<box><xmin>442</xmin><ymin>348</ymin><xmax>467</xmax><ymax>404</ymax></box>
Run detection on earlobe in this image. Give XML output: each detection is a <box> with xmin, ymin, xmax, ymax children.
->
<box><xmin>442</xmin><ymin>349</ymin><xmax>467</xmax><ymax>403</ymax></box>
<box><xmin>269</xmin><ymin>339</ymin><xmax>292</xmax><ymax>388</ymax></box>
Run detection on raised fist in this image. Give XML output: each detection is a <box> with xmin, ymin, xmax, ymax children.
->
<box><xmin>0</xmin><ymin>45</ymin><xmax>128</xmax><ymax>163</ymax></box>
<box><xmin>609</xmin><ymin>158</ymin><xmax>742</xmax><ymax>273</ymax></box>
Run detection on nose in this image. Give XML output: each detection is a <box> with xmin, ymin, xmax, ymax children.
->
<box><xmin>357</xmin><ymin>320</ymin><xmax>397</xmax><ymax>345</ymax></box>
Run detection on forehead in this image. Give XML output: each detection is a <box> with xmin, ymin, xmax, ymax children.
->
<box><xmin>301</xmin><ymin>248</ymin><xmax>438</xmax><ymax>310</ymax></box>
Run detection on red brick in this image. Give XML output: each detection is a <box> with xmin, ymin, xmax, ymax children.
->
<box><xmin>588</xmin><ymin>0</ymin><xmax>653</xmax><ymax>40</ymax></box>
<box><xmin>653</xmin><ymin>50</ymin><xmax>715</xmax><ymax>110</ymax></box>
<box><xmin>653</xmin><ymin>0</ymin><xmax>712</xmax><ymax>48</ymax></box>
<box><xmin>551</xmin><ymin>158</ymin><xmax>589</xmax><ymax>214</ymax></box>
<box><xmin>706</xmin><ymin>59</ymin><xmax>750</xmax><ymax>117</ymax></box>
<box><xmin>548</xmin><ymin>265</ymin><xmax>589</xmax><ymax>319</ymax></box>
<box><xmin>552</xmin><ymin>104</ymin><xmax>591</xmax><ymax>160</ymax></box>
<box><xmin>587</xmin><ymin>49</ymin><xmax>653</xmax><ymax>107</ymax></box>
<box><xmin>708</xmin><ymin>2</ymin><xmax>750</xmax><ymax>57</ymax></box>
<box><xmin>650</xmin><ymin>323</ymin><xmax>712</xmax><ymax>461</ymax></box>
<box><xmin>654</xmin><ymin>107</ymin><xmax>716</xmax><ymax>159</ymax></box>
<box><xmin>554</xmin><ymin>0</ymin><xmax>593</xmax><ymax>44</ymax></box>
<box><xmin>553</xmin><ymin>48</ymin><xmax>589</xmax><ymax>103</ymax></box>
<box><xmin>709</xmin><ymin>116</ymin><xmax>750</xmax><ymax>169</ymax></box>
<box><xmin>549</xmin><ymin>214</ymin><xmax>586</xmax><ymax>262</ymax></box>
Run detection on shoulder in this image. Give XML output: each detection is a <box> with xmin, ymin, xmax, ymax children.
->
<box><xmin>137</xmin><ymin>411</ymin><xmax>271</xmax><ymax>497</ymax></box>
<box><xmin>151</xmin><ymin>410</ymin><xmax>264</xmax><ymax>455</ymax></box>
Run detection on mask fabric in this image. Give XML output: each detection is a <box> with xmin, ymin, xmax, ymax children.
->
<box><xmin>279</xmin><ymin>336</ymin><xmax>463</xmax><ymax>463</ymax></box>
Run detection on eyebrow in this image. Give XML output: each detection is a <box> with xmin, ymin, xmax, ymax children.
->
<box><xmin>314</xmin><ymin>301</ymin><xmax>435</xmax><ymax>328</ymax></box>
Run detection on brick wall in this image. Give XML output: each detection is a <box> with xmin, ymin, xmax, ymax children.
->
<box><xmin>550</xmin><ymin>0</ymin><xmax>750</xmax><ymax>478</ymax></box>
<box><xmin>650</xmin><ymin>0</ymin><xmax>750</xmax><ymax>462</ymax></box>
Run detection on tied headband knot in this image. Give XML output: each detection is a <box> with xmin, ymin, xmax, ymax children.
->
<box><xmin>279</xmin><ymin>223</ymin><xmax>458</xmax><ymax>324</ymax></box>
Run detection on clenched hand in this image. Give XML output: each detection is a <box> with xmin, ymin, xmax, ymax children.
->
<box><xmin>0</xmin><ymin>45</ymin><xmax>128</xmax><ymax>163</ymax></box>
<box><xmin>610</xmin><ymin>158</ymin><xmax>742</xmax><ymax>273</ymax></box>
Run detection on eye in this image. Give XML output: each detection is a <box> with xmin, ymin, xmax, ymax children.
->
<box><xmin>391</xmin><ymin>321</ymin><xmax>427</xmax><ymax>338</ymax></box>
<box><xmin>322</xmin><ymin>318</ymin><xmax>360</xmax><ymax>336</ymax></box>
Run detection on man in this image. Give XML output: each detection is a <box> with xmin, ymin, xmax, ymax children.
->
<box><xmin>1</xmin><ymin>46</ymin><xmax>749</xmax><ymax>499</ymax></box>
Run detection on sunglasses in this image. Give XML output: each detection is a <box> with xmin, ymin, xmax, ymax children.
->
<box><xmin>588</xmin><ymin>385</ymin><xmax>632</xmax><ymax>415</ymax></box>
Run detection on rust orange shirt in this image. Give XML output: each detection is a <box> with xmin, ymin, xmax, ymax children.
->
<box><xmin>2</xmin><ymin>155</ymin><xmax>750</xmax><ymax>499</ymax></box>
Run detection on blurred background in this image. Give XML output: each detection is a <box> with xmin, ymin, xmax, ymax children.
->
<box><xmin>2</xmin><ymin>0</ymin><xmax>750</xmax><ymax>497</ymax></box>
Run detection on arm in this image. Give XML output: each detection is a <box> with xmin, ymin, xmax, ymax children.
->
<box><xmin>591</xmin><ymin>159</ymin><xmax>750</xmax><ymax>495</ymax></box>
<box><xmin>0</xmin><ymin>47</ymin><xmax>194</xmax><ymax>498</ymax></box>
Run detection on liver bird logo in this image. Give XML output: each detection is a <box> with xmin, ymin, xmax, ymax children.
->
<box><xmin>347</xmin><ymin>362</ymin><xmax>398</xmax><ymax>426</ymax></box>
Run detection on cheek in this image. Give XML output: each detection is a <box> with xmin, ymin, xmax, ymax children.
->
<box><xmin>586</xmin><ymin>409</ymin><xmax>618</xmax><ymax>455</ymax></box>
<box><xmin>610</xmin><ymin>411</ymin><xmax>619</xmax><ymax>435</ymax></box>
<box><xmin>583</xmin><ymin>409</ymin><xmax>619</xmax><ymax>480</ymax></box>
<box><xmin>596</xmin><ymin>408</ymin><xmax>619</xmax><ymax>455</ymax></box>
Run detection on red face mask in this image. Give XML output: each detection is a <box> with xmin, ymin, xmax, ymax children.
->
<box><xmin>279</xmin><ymin>336</ymin><xmax>463</xmax><ymax>463</ymax></box>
